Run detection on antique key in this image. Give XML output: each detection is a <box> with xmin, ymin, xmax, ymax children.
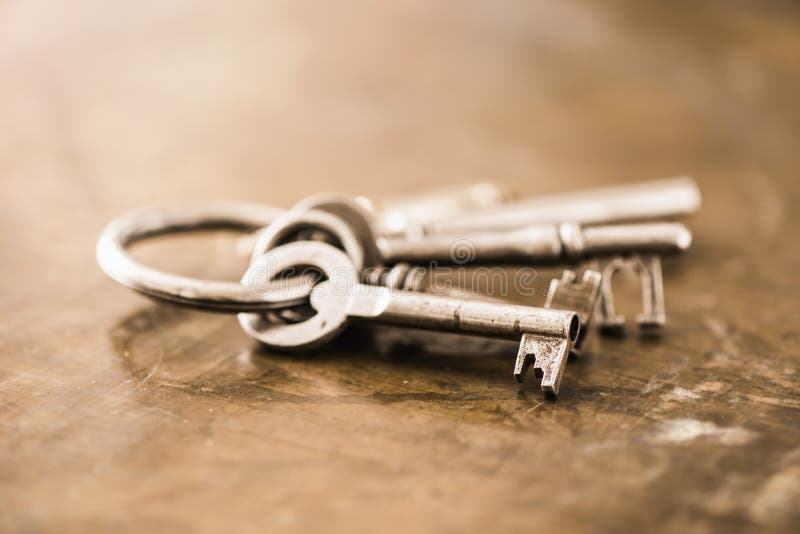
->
<box><xmin>376</xmin><ymin>221</ymin><xmax>692</xmax><ymax>265</ymax></box>
<box><xmin>421</xmin><ymin>176</ymin><xmax>700</xmax><ymax>235</ymax></box>
<box><xmin>239</xmin><ymin>242</ymin><xmax>580</xmax><ymax>398</ymax></box>
<box><xmin>254</xmin><ymin>202</ymin><xmax>691</xmax><ymax>272</ymax></box>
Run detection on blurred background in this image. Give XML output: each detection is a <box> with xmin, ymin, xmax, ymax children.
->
<box><xmin>1</xmin><ymin>1</ymin><xmax>799</xmax><ymax>532</ymax></box>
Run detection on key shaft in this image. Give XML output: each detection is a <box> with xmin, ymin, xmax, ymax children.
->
<box><xmin>424</xmin><ymin>176</ymin><xmax>700</xmax><ymax>234</ymax></box>
<box><xmin>376</xmin><ymin>222</ymin><xmax>692</xmax><ymax>265</ymax></box>
<box><xmin>339</xmin><ymin>284</ymin><xmax>577</xmax><ymax>341</ymax></box>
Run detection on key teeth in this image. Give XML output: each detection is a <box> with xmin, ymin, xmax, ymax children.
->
<box><xmin>597</xmin><ymin>254</ymin><xmax>666</xmax><ymax>336</ymax></box>
<box><xmin>636</xmin><ymin>313</ymin><xmax>665</xmax><ymax>337</ymax></box>
<box><xmin>514</xmin><ymin>333</ymin><xmax>572</xmax><ymax>399</ymax></box>
<box><xmin>513</xmin><ymin>353</ymin><xmax>532</xmax><ymax>383</ymax></box>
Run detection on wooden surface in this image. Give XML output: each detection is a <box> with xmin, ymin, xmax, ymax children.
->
<box><xmin>2</xmin><ymin>1</ymin><xmax>799</xmax><ymax>532</ymax></box>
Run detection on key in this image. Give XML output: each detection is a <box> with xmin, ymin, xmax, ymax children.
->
<box><xmin>376</xmin><ymin>221</ymin><xmax>692</xmax><ymax>265</ymax></box>
<box><xmin>239</xmin><ymin>241</ymin><xmax>580</xmax><ymax>398</ymax></box>
<box><xmin>362</xmin><ymin>263</ymin><xmax>601</xmax><ymax>355</ymax></box>
<box><xmin>421</xmin><ymin>176</ymin><xmax>701</xmax><ymax>235</ymax></box>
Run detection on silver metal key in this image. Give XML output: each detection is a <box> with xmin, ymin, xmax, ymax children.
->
<box><xmin>421</xmin><ymin>176</ymin><xmax>701</xmax><ymax>235</ymax></box>
<box><xmin>376</xmin><ymin>221</ymin><xmax>692</xmax><ymax>265</ymax></box>
<box><xmin>239</xmin><ymin>242</ymin><xmax>580</xmax><ymax>398</ymax></box>
<box><xmin>361</xmin><ymin>262</ymin><xmax>602</xmax><ymax>355</ymax></box>
<box><xmin>254</xmin><ymin>196</ymin><xmax>692</xmax><ymax>270</ymax></box>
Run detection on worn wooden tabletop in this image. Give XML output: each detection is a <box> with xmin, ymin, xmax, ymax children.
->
<box><xmin>1</xmin><ymin>1</ymin><xmax>799</xmax><ymax>532</ymax></box>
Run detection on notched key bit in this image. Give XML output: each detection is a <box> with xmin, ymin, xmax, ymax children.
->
<box><xmin>597</xmin><ymin>253</ymin><xmax>665</xmax><ymax>335</ymax></box>
<box><xmin>514</xmin><ymin>333</ymin><xmax>573</xmax><ymax>398</ymax></box>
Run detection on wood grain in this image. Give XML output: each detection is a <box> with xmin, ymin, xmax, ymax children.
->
<box><xmin>1</xmin><ymin>1</ymin><xmax>799</xmax><ymax>532</ymax></box>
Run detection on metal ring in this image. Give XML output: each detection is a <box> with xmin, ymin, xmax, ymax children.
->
<box><xmin>238</xmin><ymin>241</ymin><xmax>358</xmax><ymax>350</ymax></box>
<box><xmin>290</xmin><ymin>193</ymin><xmax>383</xmax><ymax>266</ymax></box>
<box><xmin>250</xmin><ymin>208</ymin><xmax>367</xmax><ymax>272</ymax></box>
<box><xmin>96</xmin><ymin>203</ymin><xmax>315</xmax><ymax>312</ymax></box>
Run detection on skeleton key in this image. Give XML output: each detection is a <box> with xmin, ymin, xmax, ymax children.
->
<box><xmin>421</xmin><ymin>176</ymin><xmax>701</xmax><ymax>235</ymax></box>
<box><xmin>239</xmin><ymin>242</ymin><xmax>580</xmax><ymax>398</ymax></box>
<box><xmin>254</xmin><ymin>199</ymin><xmax>691</xmax><ymax>271</ymax></box>
<box><xmin>376</xmin><ymin>221</ymin><xmax>692</xmax><ymax>265</ymax></box>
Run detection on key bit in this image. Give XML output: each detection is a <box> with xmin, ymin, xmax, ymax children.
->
<box><xmin>423</xmin><ymin>176</ymin><xmax>701</xmax><ymax>235</ymax></box>
<box><xmin>514</xmin><ymin>333</ymin><xmax>573</xmax><ymax>398</ymax></box>
<box><xmin>239</xmin><ymin>242</ymin><xmax>580</xmax><ymax>398</ymax></box>
<box><xmin>597</xmin><ymin>254</ymin><xmax>666</xmax><ymax>335</ymax></box>
<box><xmin>544</xmin><ymin>269</ymin><xmax>602</xmax><ymax>354</ymax></box>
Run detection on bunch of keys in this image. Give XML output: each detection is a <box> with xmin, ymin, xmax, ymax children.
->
<box><xmin>97</xmin><ymin>177</ymin><xmax>700</xmax><ymax>398</ymax></box>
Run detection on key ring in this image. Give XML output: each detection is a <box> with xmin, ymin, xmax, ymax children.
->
<box><xmin>96</xmin><ymin>203</ymin><xmax>314</xmax><ymax>312</ymax></box>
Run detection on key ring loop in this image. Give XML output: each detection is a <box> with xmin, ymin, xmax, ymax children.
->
<box><xmin>96</xmin><ymin>203</ymin><xmax>314</xmax><ymax>312</ymax></box>
<box><xmin>239</xmin><ymin>241</ymin><xmax>359</xmax><ymax>350</ymax></box>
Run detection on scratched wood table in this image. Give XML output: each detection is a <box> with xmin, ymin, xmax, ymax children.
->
<box><xmin>1</xmin><ymin>1</ymin><xmax>799</xmax><ymax>532</ymax></box>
